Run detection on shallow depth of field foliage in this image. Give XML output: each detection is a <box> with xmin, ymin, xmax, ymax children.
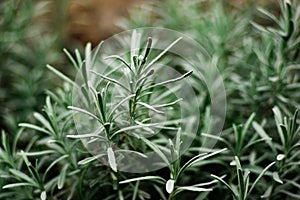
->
<box><xmin>0</xmin><ymin>0</ymin><xmax>300</xmax><ymax>199</ymax></box>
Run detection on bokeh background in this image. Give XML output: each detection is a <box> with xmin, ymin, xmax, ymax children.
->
<box><xmin>0</xmin><ymin>0</ymin><xmax>278</xmax><ymax>133</ymax></box>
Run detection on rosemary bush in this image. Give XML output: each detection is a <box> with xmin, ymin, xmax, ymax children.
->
<box><xmin>1</xmin><ymin>0</ymin><xmax>300</xmax><ymax>199</ymax></box>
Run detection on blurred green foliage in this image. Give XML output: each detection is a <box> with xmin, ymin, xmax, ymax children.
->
<box><xmin>0</xmin><ymin>0</ymin><xmax>67</xmax><ymax>133</ymax></box>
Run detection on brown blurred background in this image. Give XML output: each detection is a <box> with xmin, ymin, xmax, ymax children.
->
<box><xmin>66</xmin><ymin>0</ymin><xmax>141</xmax><ymax>44</ymax></box>
<box><xmin>38</xmin><ymin>0</ymin><xmax>277</xmax><ymax>46</ymax></box>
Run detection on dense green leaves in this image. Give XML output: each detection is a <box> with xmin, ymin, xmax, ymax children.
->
<box><xmin>1</xmin><ymin>0</ymin><xmax>300</xmax><ymax>199</ymax></box>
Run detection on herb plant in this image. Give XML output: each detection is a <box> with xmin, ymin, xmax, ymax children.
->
<box><xmin>1</xmin><ymin>0</ymin><xmax>300</xmax><ymax>199</ymax></box>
